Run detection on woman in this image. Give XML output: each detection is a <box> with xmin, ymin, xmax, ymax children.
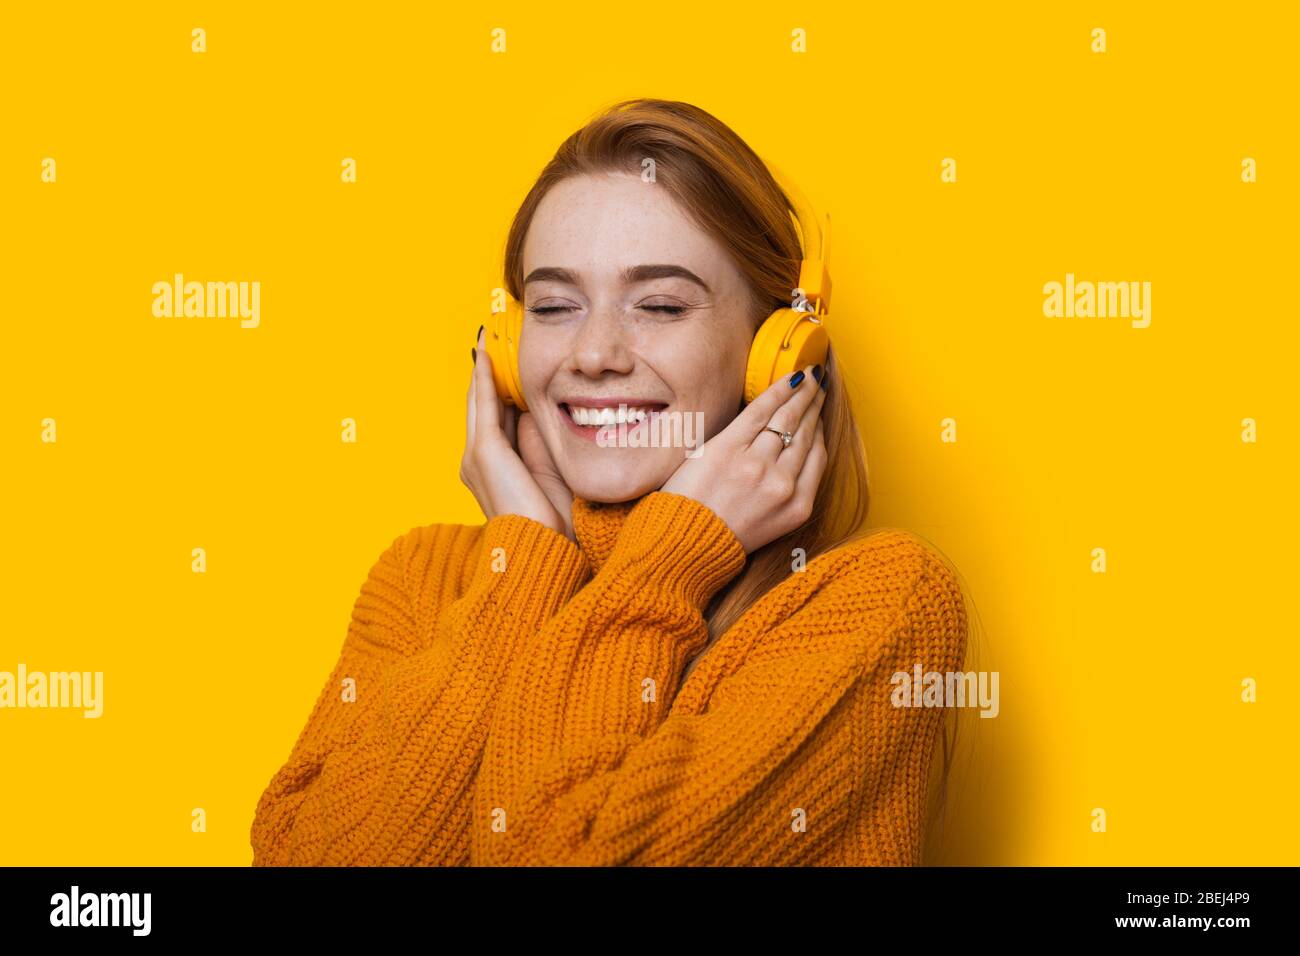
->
<box><xmin>250</xmin><ymin>98</ymin><xmax>968</xmax><ymax>867</ymax></box>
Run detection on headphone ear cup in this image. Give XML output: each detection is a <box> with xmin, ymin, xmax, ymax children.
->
<box><xmin>744</xmin><ymin>311</ymin><xmax>789</xmax><ymax>405</ymax></box>
<box><xmin>486</xmin><ymin>296</ymin><xmax>528</xmax><ymax>411</ymax></box>
<box><xmin>743</xmin><ymin>309</ymin><xmax>830</xmax><ymax>404</ymax></box>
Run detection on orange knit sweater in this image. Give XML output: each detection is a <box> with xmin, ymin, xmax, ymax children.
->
<box><xmin>249</xmin><ymin>491</ymin><xmax>967</xmax><ymax>866</ymax></box>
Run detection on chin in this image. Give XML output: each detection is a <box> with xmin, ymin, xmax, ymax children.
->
<box><xmin>560</xmin><ymin>460</ymin><xmax>672</xmax><ymax>504</ymax></box>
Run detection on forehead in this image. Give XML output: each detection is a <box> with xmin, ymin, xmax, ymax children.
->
<box><xmin>523</xmin><ymin>171</ymin><xmax>728</xmax><ymax>279</ymax></box>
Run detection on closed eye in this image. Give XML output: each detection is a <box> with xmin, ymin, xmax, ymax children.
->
<box><xmin>527</xmin><ymin>304</ymin><xmax>688</xmax><ymax>316</ymax></box>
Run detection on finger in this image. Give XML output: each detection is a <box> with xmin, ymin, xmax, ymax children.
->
<box><xmin>789</xmin><ymin>418</ymin><xmax>827</xmax><ymax>517</ymax></box>
<box><xmin>746</xmin><ymin>364</ymin><xmax>822</xmax><ymax>454</ymax></box>
<box><xmin>467</xmin><ymin>330</ymin><xmax>479</xmax><ymax>448</ymax></box>
<box><xmin>776</xmin><ymin>372</ymin><xmax>828</xmax><ymax>479</ymax></box>
<box><xmin>726</xmin><ymin>365</ymin><xmax>812</xmax><ymax>449</ymax></box>
<box><xmin>502</xmin><ymin>404</ymin><xmax>519</xmax><ymax>449</ymax></box>
<box><xmin>474</xmin><ymin>325</ymin><xmax>503</xmax><ymax>437</ymax></box>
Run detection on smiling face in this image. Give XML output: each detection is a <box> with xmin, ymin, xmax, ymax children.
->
<box><xmin>518</xmin><ymin>170</ymin><xmax>759</xmax><ymax>503</ymax></box>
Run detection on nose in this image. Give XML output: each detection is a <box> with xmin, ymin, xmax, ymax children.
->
<box><xmin>568</xmin><ymin>297</ymin><xmax>636</xmax><ymax>379</ymax></box>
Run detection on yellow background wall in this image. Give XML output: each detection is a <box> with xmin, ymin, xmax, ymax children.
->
<box><xmin>1</xmin><ymin>2</ymin><xmax>1294</xmax><ymax>865</ymax></box>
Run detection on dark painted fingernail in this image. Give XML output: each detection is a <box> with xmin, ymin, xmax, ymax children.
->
<box><xmin>811</xmin><ymin>364</ymin><xmax>823</xmax><ymax>382</ymax></box>
<box><xmin>788</xmin><ymin>370</ymin><xmax>805</xmax><ymax>388</ymax></box>
<box><xmin>820</xmin><ymin>368</ymin><xmax>830</xmax><ymax>391</ymax></box>
<box><xmin>471</xmin><ymin>346</ymin><xmax>477</xmax><ymax>363</ymax></box>
<box><xmin>477</xmin><ymin>323</ymin><xmax>484</xmax><ymax>342</ymax></box>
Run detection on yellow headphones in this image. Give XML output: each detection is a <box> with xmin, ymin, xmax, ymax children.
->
<box><xmin>485</xmin><ymin>164</ymin><xmax>831</xmax><ymax>411</ymax></box>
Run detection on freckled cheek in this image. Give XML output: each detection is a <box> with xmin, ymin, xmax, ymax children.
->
<box><xmin>517</xmin><ymin>341</ymin><xmax>567</xmax><ymax>410</ymax></box>
<box><xmin>659</xmin><ymin>318</ymin><xmax>741</xmax><ymax>381</ymax></box>
<box><xmin>672</xmin><ymin>356</ymin><xmax>744</xmax><ymax>426</ymax></box>
<box><xmin>713</xmin><ymin>327</ymin><xmax>752</xmax><ymax>384</ymax></box>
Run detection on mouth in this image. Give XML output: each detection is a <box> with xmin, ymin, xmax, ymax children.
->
<box><xmin>557</xmin><ymin>400</ymin><xmax>670</xmax><ymax>443</ymax></box>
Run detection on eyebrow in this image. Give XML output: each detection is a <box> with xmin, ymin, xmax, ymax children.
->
<box><xmin>524</xmin><ymin>264</ymin><xmax>711</xmax><ymax>294</ymax></box>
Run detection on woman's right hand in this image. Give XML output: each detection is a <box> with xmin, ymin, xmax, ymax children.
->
<box><xmin>460</xmin><ymin>326</ymin><xmax>572</xmax><ymax>540</ymax></box>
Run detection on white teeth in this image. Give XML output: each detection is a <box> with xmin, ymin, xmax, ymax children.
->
<box><xmin>566</xmin><ymin>404</ymin><xmax>655</xmax><ymax>426</ymax></box>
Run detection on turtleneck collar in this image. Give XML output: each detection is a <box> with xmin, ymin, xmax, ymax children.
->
<box><xmin>570</xmin><ymin>494</ymin><xmax>648</xmax><ymax>572</ymax></box>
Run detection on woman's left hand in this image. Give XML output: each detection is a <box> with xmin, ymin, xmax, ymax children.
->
<box><xmin>660</xmin><ymin>364</ymin><xmax>828</xmax><ymax>554</ymax></box>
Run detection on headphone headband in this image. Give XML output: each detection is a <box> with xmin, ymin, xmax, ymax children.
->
<box><xmin>765</xmin><ymin>162</ymin><xmax>832</xmax><ymax>315</ymax></box>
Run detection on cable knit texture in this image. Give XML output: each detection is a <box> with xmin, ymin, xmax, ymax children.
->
<box><xmin>250</xmin><ymin>490</ymin><xmax>968</xmax><ymax>866</ymax></box>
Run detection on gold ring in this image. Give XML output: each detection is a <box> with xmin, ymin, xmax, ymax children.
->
<box><xmin>763</xmin><ymin>426</ymin><xmax>794</xmax><ymax>448</ymax></box>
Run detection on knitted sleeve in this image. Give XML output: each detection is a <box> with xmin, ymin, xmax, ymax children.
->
<box><xmin>469</xmin><ymin>491</ymin><xmax>967</xmax><ymax>866</ymax></box>
<box><xmin>249</xmin><ymin>516</ymin><xmax>591</xmax><ymax>866</ymax></box>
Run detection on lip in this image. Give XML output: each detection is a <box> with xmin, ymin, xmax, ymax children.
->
<box><xmin>556</xmin><ymin>399</ymin><xmax>669</xmax><ymax>444</ymax></box>
<box><xmin>557</xmin><ymin>397</ymin><xmax>669</xmax><ymax>409</ymax></box>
